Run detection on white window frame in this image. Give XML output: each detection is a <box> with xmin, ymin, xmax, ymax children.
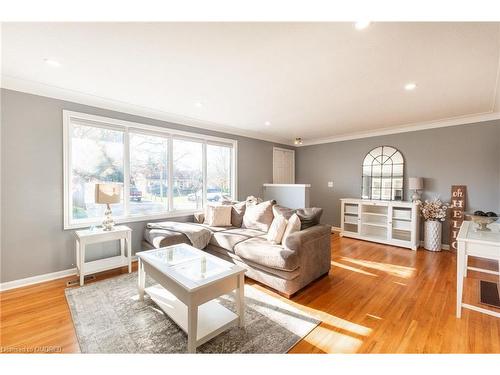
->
<box><xmin>63</xmin><ymin>110</ymin><xmax>238</xmax><ymax>229</ymax></box>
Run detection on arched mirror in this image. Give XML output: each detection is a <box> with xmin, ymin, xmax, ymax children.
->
<box><xmin>362</xmin><ymin>146</ymin><xmax>404</xmax><ymax>201</ymax></box>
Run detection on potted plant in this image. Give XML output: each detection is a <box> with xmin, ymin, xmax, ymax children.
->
<box><xmin>417</xmin><ymin>198</ymin><xmax>449</xmax><ymax>251</ymax></box>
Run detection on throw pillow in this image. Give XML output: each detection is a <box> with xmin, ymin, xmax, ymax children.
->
<box><xmin>221</xmin><ymin>200</ymin><xmax>247</xmax><ymax>227</ymax></box>
<box><xmin>230</xmin><ymin>201</ymin><xmax>246</xmax><ymax>227</ymax></box>
<box><xmin>282</xmin><ymin>213</ymin><xmax>301</xmax><ymax>245</ymax></box>
<box><xmin>242</xmin><ymin>200</ymin><xmax>274</xmax><ymax>232</ymax></box>
<box><xmin>204</xmin><ymin>205</ymin><xmax>232</xmax><ymax>227</ymax></box>
<box><xmin>266</xmin><ymin>215</ymin><xmax>288</xmax><ymax>244</ymax></box>
<box><xmin>245</xmin><ymin>195</ymin><xmax>263</xmax><ymax>206</ymax></box>
<box><xmin>272</xmin><ymin>205</ymin><xmax>296</xmax><ymax>220</ymax></box>
<box><xmin>296</xmin><ymin>207</ymin><xmax>323</xmax><ymax>230</ymax></box>
<box><xmin>193</xmin><ymin>211</ymin><xmax>205</xmax><ymax>224</ymax></box>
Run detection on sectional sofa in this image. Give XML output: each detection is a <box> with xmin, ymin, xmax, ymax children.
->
<box><xmin>142</xmin><ymin>201</ymin><xmax>332</xmax><ymax>297</ymax></box>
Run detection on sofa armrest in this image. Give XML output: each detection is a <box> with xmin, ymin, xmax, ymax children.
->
<box><xmin>283</xmin><ymin>224</ymin><xmax>332</xmax><ymax>290</ymax></box>
<box><xmin>283</xmin><ymin>224</ymin><xmax>331</xmax><ymax>253</ymax></box>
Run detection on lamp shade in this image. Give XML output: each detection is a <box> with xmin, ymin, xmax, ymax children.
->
<box><xmin>408</xmin><ymin>177</ymin><xmax>424</xmax><ymax>190</ymax></box>
<box><xmin>95</xmin><ymin>183</ymin><xmax>122</xmax><ymax>205</ymax></box>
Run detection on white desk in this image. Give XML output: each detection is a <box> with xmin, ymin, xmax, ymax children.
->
<box><xmin>75</xmin><ymin>225</ymin><xmax>132</xmax><ymax>286</ymax></box>
<box><xmin>456</xmin><ymin>221</ymin><xmax>500</xmax><ymax>318</ymax></box>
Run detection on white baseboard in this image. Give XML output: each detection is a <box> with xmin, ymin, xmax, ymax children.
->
<box><xmin>0</xmin><ymin>255</ymin><xmax>140</xmax><ymax>292</ymax></box>
<box><xmin>0</xmin><ymin>268</ymin><xmax>77</xmax><ymax>292</ymax></box>
<box><xmin>331</xmin><ymin>226</ymin><xmax>342</xmax><ymax>233</ymax></box>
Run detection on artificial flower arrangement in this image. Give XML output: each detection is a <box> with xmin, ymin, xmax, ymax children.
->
<box><xmin>416</xmin><ymin>197</ymin><xmax>449</xmax><ymax>221</ymax></box>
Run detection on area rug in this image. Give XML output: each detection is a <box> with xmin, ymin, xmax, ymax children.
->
<box><xmin>65</xmin><ymin>273</ymin><xmax>319</xmax><ymax>353</ymax></box>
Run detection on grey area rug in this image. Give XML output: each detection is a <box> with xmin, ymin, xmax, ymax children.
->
<box><xmin>65</xmin><ymin>273</ymin><xmax>319</xmax><ymax>353</ymax></box>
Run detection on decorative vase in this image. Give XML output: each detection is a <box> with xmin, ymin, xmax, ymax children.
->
<box><xmin>424</xmin><ymin>220</ymin><xmax>442</xmax><ymax>251</ymax></box>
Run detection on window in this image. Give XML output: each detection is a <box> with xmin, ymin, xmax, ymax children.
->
<box><xmin>173</xmin><ymin>138</ymin><xmax>203</xmax><ymax>210</ymax></box>
<box><xmin>129</xmin><ymin>132</ymin><xmax>168</xmax><ymax>215</ymax></box>
<box><xmin>70</xmin><ymin>123</ymin><xmax>124</xmax><ymax>221</ymax></box>
<box><xmin>361</xmin><ymin>146</ymin><xmax>404</xmax><ymax>201</ymax></box>
<box><xmin>64</xmin><ymin>111</ymin><xmax>237</xmax><ymax>228</ymax></box>
<box><xmin>207</xmin><ymin>143</ymin><xmax>233</xmax><ymax>203</ymax></box>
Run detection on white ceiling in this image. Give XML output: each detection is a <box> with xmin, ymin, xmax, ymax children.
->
<box><xmin>2</xmin><ymin>22</ymin><xmax>500</xmax><ymax>145</ymax></box>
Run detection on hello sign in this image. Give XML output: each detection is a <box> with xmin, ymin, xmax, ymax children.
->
<box><xmin>449</xmin><ymin>185</ymin><xmax>466</xmax><ymax>252</ymax></box>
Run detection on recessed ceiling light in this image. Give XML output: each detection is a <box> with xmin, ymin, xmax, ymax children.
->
<box><xmin>264</xmin><ymin>121</ymin><xmax>271</xmax><ymax>126</ymax></box>
<box><xmin>44</xmin><ymin>58</ymin><xmax>61</xmax><ymax>67</ymax></box>
<box><xmin>195</xmin><ymin>101</ymin><xmax>203</xmax><ymax>108</ymax></box>
<box><xmin>354</xmin><ymin>21</ymin><xmax>371</xmax><ymax>30</ymax></box>
<box><xmin>404</xmin><ymin>82</ymin><xmax>417</xmax><ymax>91</ymax></box>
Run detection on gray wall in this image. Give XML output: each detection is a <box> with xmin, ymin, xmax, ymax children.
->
<box><xmin>296</xmin><ymin>121</ymin><xmax>500</xmax><ymax>244</ymax></box>
<box><xmin>0</xmin><ymin>89</ymin><xmax>293</xmax><ymax>282</ymax></box>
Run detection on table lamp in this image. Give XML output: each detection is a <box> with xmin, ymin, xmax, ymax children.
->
<box><xmin>95</xmin><ymin>183</ymin><xmax>122</xmax><ymax>231</ymax></box>
<box><xmin>409</xmin><ymin>177</ymin><xmax>424</xmax><ymax>202</ymax></box>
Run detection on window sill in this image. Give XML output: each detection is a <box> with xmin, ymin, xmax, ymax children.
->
<box><xmin>64</xmin><ymin>210</ymin><xmax>202</xmax><ymax>230</ymax></box>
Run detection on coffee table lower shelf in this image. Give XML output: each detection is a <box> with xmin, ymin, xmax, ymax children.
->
<box><xmin>145</xmin><ymin>285</ymin><xmax>240</xmax><ymax>347</ymax></box>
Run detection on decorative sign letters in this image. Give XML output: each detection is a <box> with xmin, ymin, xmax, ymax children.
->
<box><xmin>449</xmin><ymin>185</ymin><xmax>466</xmax><ymax>252</ymax></box>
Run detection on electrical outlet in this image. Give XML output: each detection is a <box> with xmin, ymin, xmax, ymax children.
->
<box><xmin>328</xmin><ymin>181</ymin><xmax>334</xmax><ymax>188</ymax></box>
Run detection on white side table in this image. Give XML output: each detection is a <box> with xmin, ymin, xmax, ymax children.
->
<box><xmin>75</xmin><ymin>225</ymin><xmax>132</xmax><ymax>286</ymax></box>
<box><xmin>456</xmin><ymin>221</ymin><xmax>500</xmax><ymax>318</ymax></box>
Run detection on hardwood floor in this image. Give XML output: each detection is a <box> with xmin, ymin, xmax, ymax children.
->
<box><xmin>1</xmin><ymin>234</ymin><xmax>499</xmax><ymax>353</ymax></box>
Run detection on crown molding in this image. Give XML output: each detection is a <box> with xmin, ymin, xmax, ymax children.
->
<box><xmin>3</xmin><ymin>75</ymin><xmax>499</xmax><ymax>148</ymax></box>
<box><xmin>0</xmin><ymin>75</ymin><xmax>294</xmax><ymax>146</ymax></box>
<box><xmin>298</xmin><ymin>111</ymin><xmax>500</xmax><ymax>147</ymax></box>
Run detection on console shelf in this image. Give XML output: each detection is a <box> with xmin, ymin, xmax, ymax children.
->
<box><xmin>340</xmin><ymin>198</ymin><xmax>419</xmax><ymax>251</ymax></box>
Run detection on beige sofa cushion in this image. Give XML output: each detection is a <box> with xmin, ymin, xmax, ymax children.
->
<box><xmin>204</xmin><ymin>205</ymin><xmax>232</xmax><ymax>227</ymax></box>
<box><xmin>143</xmin><ymin>228</ymin><xmax>189</xmax><ymax>248</ymax></box>
<box><xmin>208</xmin><ymin>227</ymin><xmax>265</xmax><ymax>252</ymax></box>
<box><xmin>222</xmin><ymin>228</ymin><xmax>267</xmax><ymax>237</ymax></box>
<box><xmin>209</xmin><ymin>231</ymin><xmax>250</xmax><ymax>253</ymax></box>
<box><xmin>242</xmin><ymin>200</ymin><xmax>274</xmax><ymax>232</ymax></box>
<box><xmin>267</xmin><ymin>215</ymin><xmax>288</xmax><ymax>244</ymax></box>
<box><xmin>234</xmin><ymin>237</ymin><xmax>299</xmax><ymax>272</ymax></box>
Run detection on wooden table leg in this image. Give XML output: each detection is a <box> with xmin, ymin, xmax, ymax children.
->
<box><xmin>187</xmin><ymin>304</ymin><xmax>198</xmax><ymax>353</ymax></box>
<box><xmin>236</xmin><ymin>273</ymin><xmax>245</xmax><ymax>327</ymax></box>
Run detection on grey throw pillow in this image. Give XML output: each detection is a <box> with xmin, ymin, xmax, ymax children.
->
<box><xmin>222</xmin><ymin>200</ymin><xmax>246</xmax><ymax>227</ymax></box>
<box><xmin>230</xmin><ymin>201</ymin><xmax>246</xmax><ymax>227</ymax></box>
<box><xmin>296</xmin><ymin>207</ymin><xmax>323</xmax><ymax>230</ymax></box>
<box><xmin>272</xmin><ymin>205</ymin><xmax>296</xmax><ymax>220</ymax></box>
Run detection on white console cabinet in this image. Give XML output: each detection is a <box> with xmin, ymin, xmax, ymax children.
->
<box><xmin>340</xmin><ymin>198</ymin><xmax>419</xmax><ymax>250</ymax></box>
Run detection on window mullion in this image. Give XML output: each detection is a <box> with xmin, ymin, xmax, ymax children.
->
<box><xmin>202</xmin><ymin>142</ymin><xmax>207</xmax><ymax>209</ymax></box>
<box><xmin>167</xmin><ymin>136</ymin><xmax>174</xmax><ymax>212</ymax></box>
<box><xmin>123</xmin><ymin>128</ymin><xmax>130</xmax><ymax>218</ymax></box>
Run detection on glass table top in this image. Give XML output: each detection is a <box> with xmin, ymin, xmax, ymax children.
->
<box><xmin>464</xmin><ymin>222</ymin><xmax>500</xmax><ymax>243</ymax></box>
<box><xmin>139</xmin><ymin>244</ymin><xmax>235</xmax><ymax>283</ymax></box>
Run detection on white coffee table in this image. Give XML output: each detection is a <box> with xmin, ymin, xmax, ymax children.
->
<box><xmin>137</xmin><ymin>243</ymin><xmax>246</xmax><ymax>353</ymax></box>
